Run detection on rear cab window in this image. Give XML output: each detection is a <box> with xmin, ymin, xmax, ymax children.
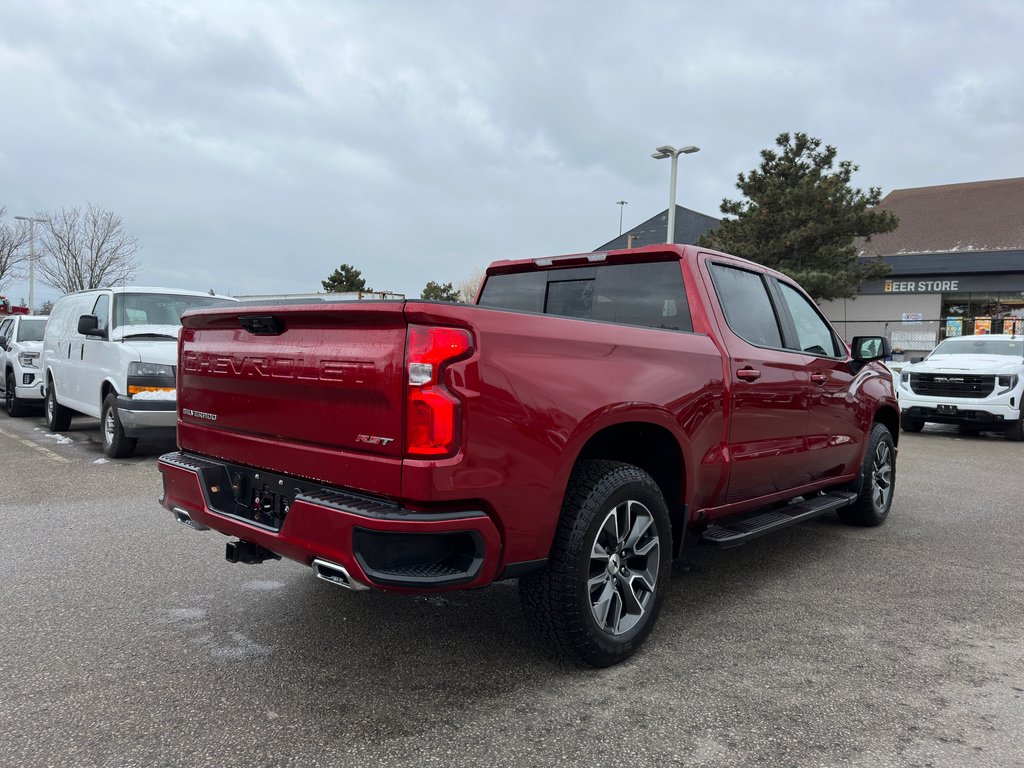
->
<box><xmin>478</xmin><ymin>260</ymin><xmax>692</xmax><ymax>332</ymax></box>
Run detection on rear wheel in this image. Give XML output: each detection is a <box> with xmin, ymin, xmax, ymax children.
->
<box><xmin>102</xmin><ymin>393</ymin><xmax>138</xmax><ymax>458</ymax></box>
<box><xmin>900</xmin><ymin>414</ymin><xmax>924</xmax><ymax>433</ymax></box>
<box><xmin>45</xmin><ymin>382</ymin><xmax>73</xmax><ymax>431</ymax></box>
<box><xmin>5</xmin><ymin>371</ymin><xmax>28</xmax><ymax>417</ymax></box>
<box><xmin>519</xmin><ymin>460</ymin><xmax>671</xmax><ymax>667</ymax></box>
<box><xmin>839</xmin><ymin>423</ymin><xmax>895</xmax><ymax>527</ymax></box>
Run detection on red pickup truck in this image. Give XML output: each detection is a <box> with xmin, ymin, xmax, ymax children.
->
<box><xmin>158</xmin><ymin>245</ymin><xmax>898</xmax><ymax>666</ymax></box>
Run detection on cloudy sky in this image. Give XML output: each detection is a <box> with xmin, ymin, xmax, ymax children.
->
<box><xmin>1</xmin><ymin>0</ymin><xmax>1022</xmax><ymax>307</ymax></box>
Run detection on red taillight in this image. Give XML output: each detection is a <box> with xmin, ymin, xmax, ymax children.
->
<box><xmin>406</xmin><ymin>325</ymin><xmax>472</xmax><ymax>457</ymax></box>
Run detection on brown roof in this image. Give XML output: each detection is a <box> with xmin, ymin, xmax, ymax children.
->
<box><xmin>858</xmin><ymin>176</ymin><xmax>1024</xmax><ymax>256</ymax></box>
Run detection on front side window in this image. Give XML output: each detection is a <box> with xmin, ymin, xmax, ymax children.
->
<box><xmin>0</xmin><ymin>319</ymin><xmax>11</xmax><ymax>343</ymax></box>
<box><xmin>708</xmin><ymin>264</ymin><xmax>782</xmax><ymax>348</ymax></box>
<box><xmin>777</xmin><ymin>282</ymin><xmax>841</xmax><ymax>357</ymax></box>
<box><xmin>92</xmin><ymin>295</ymin><xmax>110</xmax><ymax>334</ymax></box>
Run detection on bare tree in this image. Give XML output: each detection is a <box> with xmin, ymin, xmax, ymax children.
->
<box><xmin>456</xmin><ymin>267</ymin><xmax>487</xmax><ymax>304</ymax></box>
<box><xmin>36</xmin><ymin>204</ymin><xmax>140</xmax><ymax>293</ymax></box>
<box><xmin>0</xmin><ymin>207</ymin><xmax>31</xmax><ymax>291</ymax></box>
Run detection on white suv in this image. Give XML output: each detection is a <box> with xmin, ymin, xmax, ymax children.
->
<box><xmin>897</xmin><ymin>334</ymin><xmax>1024</xmax><ymax>440</ymax></box>
<box><xmin>0</xmin><ymin>314</ymin><xmax>48</xmax><ymax>416</ymax></box>
<box><xmin>41</xmin><ymin>287</ymin><xmax>235</xmax><ymax>457</ymax></box>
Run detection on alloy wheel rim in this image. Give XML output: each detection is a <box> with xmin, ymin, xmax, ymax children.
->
<box><xmin>871</xmin><ymin>441</ymin><xmax>893</xmax><ymax>512</ymax></box>
<box><xmin>588</xmin><ymin>499</ymin><xmax>660</xmax><ymax>636</ymax></box>
<box><xmin>103</xmin><ymin>409</ymin><xmax>115</xmax><ymax>445</ymax></box>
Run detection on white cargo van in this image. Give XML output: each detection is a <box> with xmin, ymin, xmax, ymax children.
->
<box><xmin>42</xmin><ymin>287</ymin><xmax>235</xmax><ymax>457</ymax></box>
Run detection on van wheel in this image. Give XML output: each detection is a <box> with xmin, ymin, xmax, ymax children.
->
<box><xmin>5</xmin><ymin>371</ymin><xmax>28</xmax><ymax>417</ymax></box>
<box><xmin>839</xmin><ymin>423</ymin><xmax>895</xmax><ymax>527</ymax></box>
<box><xmin>102</xmin><ymin>393</ymin><xmax>138</xmax><ymax>458</ymax></box>
<box><xmin>45</xmin><ymin>382</ymin><xmax>73</xmax><ymax>431</ymax></box>
<box><xmin>518</xmin><ymin>460</ymin><xmax>671</xmax><ymax>667</ymax></box>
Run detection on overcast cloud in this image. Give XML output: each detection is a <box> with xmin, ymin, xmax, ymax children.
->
<box><xmin>1</xmin><ymin>0</ymin><xmax>1022</xmax><ymax>305</ymax></box>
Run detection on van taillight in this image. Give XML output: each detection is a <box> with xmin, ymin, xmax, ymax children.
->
<box><xmin>406</xmin><ymin>325</ymin><xmax>472</xmax><ymax>457</ymax></box>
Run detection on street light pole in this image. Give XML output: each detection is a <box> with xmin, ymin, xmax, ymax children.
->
<box><xmin>616</xmin><ymin>200</ymin><xmax>628</xmax><ymax>235</ymax></box>
<box><xmin>14</xmin><ymin>215</ymin><xmax>47</xmax><ymax>313</ymax></box>
<box><xmin>651</xmin><ymin>145</ymin><xmax>699</xmax><ymax>244</ymax></box>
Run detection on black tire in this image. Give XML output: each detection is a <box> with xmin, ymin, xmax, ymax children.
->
<box><xmin>900</xmin><ymin>414</ymin><xmax>924</xmax><ymax>433</ymax></box>
<box><xmin>5</xmin><ymin>371</ymin><xmax>28</xmax><ymax>417</ymax></box>
<box><xmin>1005</xmin><ymin>417</ymin><xmax>1024</xmax><ymax>442</ymax></box>
<box><xmin>838</xmin><ymin>423</ymin><xmax>896</xmax><ymax>527</ymax></box>
<box><xmin>519</xmin><ymin>460</ymin><xmax>672</xmax><ymax>667</ymax></box>
<box><xmin>102</xmin><ymin>393</ymin><xmax>137</xmax><ymax>458</ymax></box>
<box><xmin>45</xmin><ymin>381</ymin><xmax>73</xmax><ymax>431</ymax></box>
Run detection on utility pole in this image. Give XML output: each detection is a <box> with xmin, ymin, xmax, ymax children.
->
<box><xmin>14</xmin><ymin>215</ymin><xmax>48</xmax><ymax>313</ymax></box>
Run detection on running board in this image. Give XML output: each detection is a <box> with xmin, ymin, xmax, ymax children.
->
<box><xmin>699</xmin><ymin>491</ymin><xmax>857</xmax><ymax>548</ymax></box>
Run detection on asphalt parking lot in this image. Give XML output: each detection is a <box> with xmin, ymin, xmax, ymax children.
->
<box><xmin>1</xmin><ymin>413</ymin><xmax>1021</xmax><ymax>768</ymax></box>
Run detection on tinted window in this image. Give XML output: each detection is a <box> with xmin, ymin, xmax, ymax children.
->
<box><xmin>478</xmin><ymin>261</ymin><xmax>691</xmax><ymax>332</ymax></box>
<box><xmin>17</xmin><ymin>318</ymin><xmax>46</xmax><ymax>342</ymax></box>
<box><xmin>777</xmin><ymin>282</ymin><xmax>841</xmax><ymax>357</ymax></box>
<box><xmin>708</xmin><ymin>264</ymin><xmax>782</xmax><ymax>347</ymax></box>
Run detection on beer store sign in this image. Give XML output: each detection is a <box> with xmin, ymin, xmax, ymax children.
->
<box><xmin>884</xmin><ymin>279</ymin><xmax>959</xmax><ymax>293</ymax></box>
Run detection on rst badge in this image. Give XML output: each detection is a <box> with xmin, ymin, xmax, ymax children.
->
<box><xmin>356</xmin><ymin>434</ymin><xmax>395</xmax><ymax>446</ymax></box>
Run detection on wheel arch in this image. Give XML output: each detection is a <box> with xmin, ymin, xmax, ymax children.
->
<box><xmin>874</xmin><ymin>404</ymin><xmax>900</xmax><ymax>447</ymax></box>
<box><xmin>569</xmin><ymin>419</ymin><xmax>688</xmax><ymax>557</ymax></box>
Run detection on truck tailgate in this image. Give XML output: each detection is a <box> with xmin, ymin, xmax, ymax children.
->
<box><xmin>176</xmin><ymin>302</ymin><xmax>406</xmax><ymax>493</ymax></box>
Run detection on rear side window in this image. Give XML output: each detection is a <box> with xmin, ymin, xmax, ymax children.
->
<box><xmin>478</xmin><ymin>261</ymin><xmax>692</xmax><ymax>332</ymax></box>
<box><xmin>708</xmin><ymin>263</ymin><xmax>783</xmax><ymax>348</ymax></box>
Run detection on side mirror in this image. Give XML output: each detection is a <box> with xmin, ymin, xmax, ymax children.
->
<box><xmin>850</xmin><ymin>335</ymin><xmax>890</xmax><ymax>362</ymax></box>
<box><xmin>78</xmin><ymin>314</ymin><xmax>103</xmax><ymax>337</ymax></box>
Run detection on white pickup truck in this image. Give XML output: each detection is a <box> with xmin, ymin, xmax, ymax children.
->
<box><xmin>897</xmin><ymin>334</ymin><xmax>1024</xmax><ymax>440</ymax></box>
<box><xmin>0</xmin><ymin>314</ymin><xmax>48</xmax><ymax>417</ymax></box>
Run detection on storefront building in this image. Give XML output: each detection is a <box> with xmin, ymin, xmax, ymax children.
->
<box><xmin>820</xmin><ymin>177</ymin><xmax>1024</xmax><ymax>358</ymax></box>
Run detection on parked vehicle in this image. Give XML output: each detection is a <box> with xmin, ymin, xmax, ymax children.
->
<box><xmin>0</xmin><ymin>295</ymin><xmax>30</xmax><ymax>316</ymax></box>
<box><xmin>41</xmin><ymin>287</ymin><xmax>236</xmax><ymax>457</ymax></box>
<box><xmin>157</xmin><ymin>245</ymin><xmax>898</xmax><ymax>666</ymax></box>
<box><xmin>0</xmin><ymin>314</ymin><xmax>48</xmax><ymax>416</ymax></box>
<box><xmin>897</xmin><ymin>333</ymin><xmax>1024</xmax><ymax>440</ymax></box>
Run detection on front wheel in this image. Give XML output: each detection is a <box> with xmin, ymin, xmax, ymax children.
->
<box><xmin>839</xmin><ymin>423</ymin><xmax>896</xmax><ymax>527</ymax></box>
<box><xmin>1005</xmin><ymin>417</ymin><xmax>1024</xmax><ymax>442</ymax></box>
<box><xmin>102</xmin><ymin>393</ymin><xmax>138</xmax><ymax>458</ymax></box>
<box><xmin>5</xmin><ymin>371</ymin><xmax>28</xmax><ymax>417</ymax></box>
<box><xmin>519</xmin><ymin>460</ymin><xmax>672</xmax><ymax>667</ymax></box>
<box><xmin>900</xmin><ymin>414</ymin><xmax>924</xmax><ymax>433</ymax></box>
<box><xmin>45</xmin><ymin>382</ymin><xmax>73</xmax><ymax>431</ymax></box>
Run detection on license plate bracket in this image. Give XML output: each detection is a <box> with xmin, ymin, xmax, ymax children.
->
<box><xmin>937</xmin><ymin>404</ymin><xmax>958</xmax><ymax>415</ymax></box>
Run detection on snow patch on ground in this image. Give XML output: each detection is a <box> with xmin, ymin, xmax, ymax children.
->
<box><xmin>43</xmin><ymin>433</ymin><xmax>73</xmax><ymax>445</ymax></box>
<box><xmin>93</xmin><ymin>458</ymin><xmax>109</xmax><ymax>464</ymax></box>
<box><xmin>242</xmin><ymin>580</ymin><xmax>287</xmax><ymax>592</ymax></box>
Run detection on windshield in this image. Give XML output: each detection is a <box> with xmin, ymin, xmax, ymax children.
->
<box><xmin>112</xmin><ymin>293</ymin><xmax>233</xmax><ymax>332</ymax></box>
<box><xmin>930</xmin><ymin>337</ymin><xmax>1024</xmax><ymax>357</ymax></box>
<box><xmin>17</xmin><ymin>318</ymin><xmax>46</xmax><ymax>342</ymax></box>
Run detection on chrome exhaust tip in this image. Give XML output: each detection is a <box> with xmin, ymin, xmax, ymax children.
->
<box><xmin>312</xmin><ymin>558</ymin><xmax>370</xmax><ymax>591</ymax></box>
<box><xmin>172</xmin><ymin>506</ymin><xmax>209</xmax><ymax>531</ymax></box>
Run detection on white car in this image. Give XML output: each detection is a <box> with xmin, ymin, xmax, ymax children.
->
<box><xmin>41</xmin><ymin>287</ymin><xmax>235</xmax><ymax>457</ymax></box>
<box><xmin>896</xmin><ymin>334</ymin><xmax>1024</xmax><ymax>440</ymax></box>
<box><xmin>0</xmin><ymin>314</ymin><xmax>48</xmax><ymax>416</ymax></box>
